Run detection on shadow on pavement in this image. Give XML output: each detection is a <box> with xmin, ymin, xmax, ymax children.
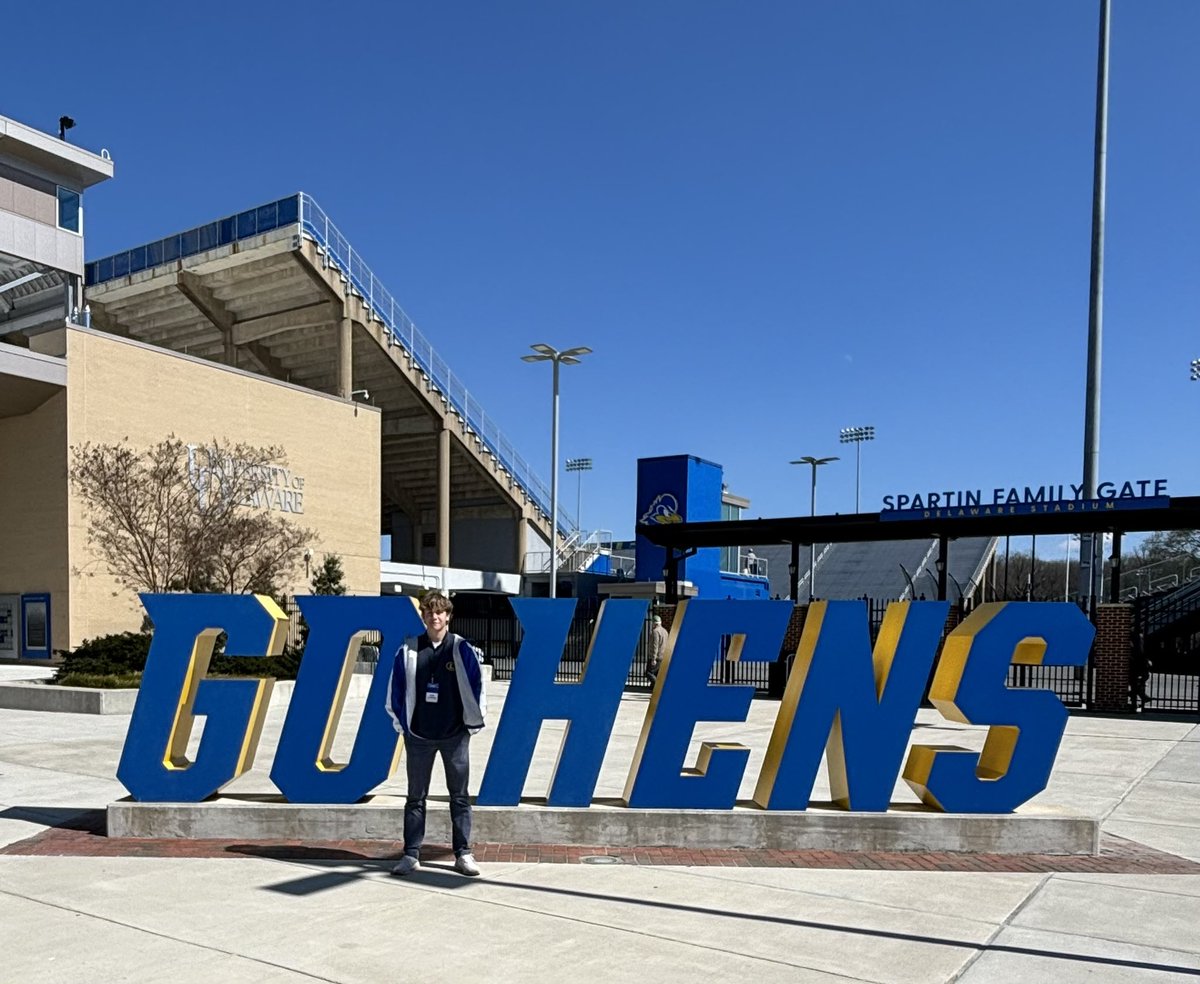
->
<box><xmin>0</xmin><ymin>806</ymin><xmax>105</xmax><ymax>833</ymax></box>
<box><xmin>251</xmin><ymin>854</ymin><xmax>1200</xmax><ymax>977</ymax></box>
<box><xmin>256</xmin><ymin>856</ymin><xmax>475</xmax><ymax>895</ymax></box>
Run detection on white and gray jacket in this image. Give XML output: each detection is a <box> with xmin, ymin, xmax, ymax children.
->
<box><xmin>386</xmin><ymin>632</ymin><xmax>486</xmax><ymax>738</ymax></box>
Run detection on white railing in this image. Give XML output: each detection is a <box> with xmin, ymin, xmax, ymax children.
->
<box><xmin>297</xmin><ymin>194</ymin><xmax>574</xmax><ymax>534</ymax></box>
<box><xmin>526</xmin><ymin>530</ymin><xmax>621</xmax><ymax>576</ymax></box>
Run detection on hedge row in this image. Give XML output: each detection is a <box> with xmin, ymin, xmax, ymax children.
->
<box><xmin>53</xmin><ymin>632</ymin><xmax>304</xmax><ymax>684</ymax></box>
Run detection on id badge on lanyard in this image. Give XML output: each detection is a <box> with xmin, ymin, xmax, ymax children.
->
<box><xmin>425</xmin><ymin>681</ymin><xmax>440</xmax><ymax>703</ymax></box>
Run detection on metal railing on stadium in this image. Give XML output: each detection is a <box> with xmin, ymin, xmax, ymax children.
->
<box><xmin>85</xmin><ymin>196</ymin><xmax>301</xmax><ymax>284</ymax></box>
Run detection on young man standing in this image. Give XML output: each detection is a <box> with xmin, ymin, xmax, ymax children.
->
<box><xmin>386</xmin><ymin>591</ymin><xmax>486</xmax><ymax>876</ymax></box>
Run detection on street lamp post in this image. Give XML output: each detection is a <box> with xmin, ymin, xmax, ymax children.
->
<box><xmin>838</xmin><ymin>425</ymin><xmax>875</xmax><ymax>513</ymax></box>
<box><xmin>522</xmin><ymin>343</ymin><xmax>591</xmax><ymax>598</ymax></box>
<box><xmin>790</xmin><ymin>455</ymin><xmax>839</xmax><ymax>601</ymax></box>
<box><xmin>565</xmin><ymin>457</ymin><xmax>592</xmax><ymax>533</ymax></box>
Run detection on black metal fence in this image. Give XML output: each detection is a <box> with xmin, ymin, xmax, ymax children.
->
<box><xmin>279</xmin><ymin>593</ymin><xmax>1198</xmax><ymax>713</ymax></box>
<box><xmin>851</xmin><ymin>597</ymin><xmax>1094</xmax><ymax>709</ymax></box>
<box><xmin>474</xmin><ymin>598</ymin><xmax>663</xmax><ymax>690</ymax></box>
<box><xmin>1134</xmin><ymin>588</ymin><xmax>1200</xmax><ymax>714</ymax></box>
<box><xmin>280</xmin><ymin>598</ymin><xmax>382</xmax><ymax>667</ymax></box>
<box><xmin>1006</xmin><ymin>662</ymin><xmax>1090</xmax><ymax>708</ymax></box>
<box><xmin>995</xmin><ymin>599</ymin><xmax>1092</xmax><ymax>709</ymax></box>
<box><xmin>462</xmin><ymin>597</ymin><xmax>932</xmax><ymax>698</ymax></box>
<box><xmin>469</xmin><ymin>598</ymin><xmax>776</xmax><ymax>694</ymax></box>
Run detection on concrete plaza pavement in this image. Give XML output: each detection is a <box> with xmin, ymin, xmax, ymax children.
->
<box><xmin>1</xmin><ymin>662</ymin><xmax>1198</xmax><ymax>983</ymax></box>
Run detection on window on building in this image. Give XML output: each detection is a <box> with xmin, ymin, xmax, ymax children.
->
<box><xmin>720</xmin><ymin>501</ymin><xmax>743</xmax><ymax>572</ymax></box>
<box><xmin>57</xmin><ymin>187</ymin><xmax>81</xmax><ymax>233</ymax></box>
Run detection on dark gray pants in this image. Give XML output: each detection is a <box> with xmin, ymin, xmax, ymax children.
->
<box><xmin>403</xmin><ymin>732</ymin><xmax>472</xmax><ymax>858</ymax></box>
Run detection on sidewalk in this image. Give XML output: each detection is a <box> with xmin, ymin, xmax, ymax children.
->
<box><xmin>1</xmin><ymin>662</ymin><xmax>1197</xmax><ymax>983</ymax></box>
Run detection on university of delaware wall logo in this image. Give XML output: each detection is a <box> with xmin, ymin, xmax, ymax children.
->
<box><xmin>116</xmin><ymin>596</ymin><xmax>1094</xmax><ymax>813</ymax></box>
<box><xmin>640</xmin><ymin>493</ymin><xmax>683</xmax><ymax>524</ymax></box>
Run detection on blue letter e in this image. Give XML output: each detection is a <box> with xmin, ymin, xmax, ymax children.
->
<box><xmin>624</xmin><ymin>599</ymin><xmax>792</xmax><ymax>809</ymax></box>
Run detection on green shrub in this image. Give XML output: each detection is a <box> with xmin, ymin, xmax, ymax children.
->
<box><xmin>54</xmin><ymin>631</ymin><xmax>303</xmax><ymax>684</ymax></box>
<box><xmin>210</xmin><ymin>643</ymin><xmax>303</xmax><ymax>680</ymax></box>
<box><xmin>56</xmin><ymin>672</ymin><xmax>143</xmax><ymax>689</ymax></box>
<box><xmin>54</xmin><ymin>632</ymin><xmax>151</xmax><ymax>682</ymax></box>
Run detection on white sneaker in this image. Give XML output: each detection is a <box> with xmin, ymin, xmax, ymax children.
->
<box><xmin>454</xmin><ymin>852</ymin><xmax>481</xmax><ymax>877</ymax></box>
<box><xmin>391</xmin><ymin>855</ymin><xmax>420</xmax><ymax>876</ymax></box>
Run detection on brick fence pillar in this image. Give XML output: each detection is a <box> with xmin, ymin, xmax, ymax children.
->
<box><xmin>1091</xmin><ymin>603</ymin><xmax>1134</xmax><ymax>712</ymax></box>
<box><xmin>769</xmin><ymin>604</ymin><xmax>810</xmax><ymax>699</ymax></box>
<box><xmin>659</xmin><ymin>605</ymin><xmax>677</xmax><ymax>632</ymax></box>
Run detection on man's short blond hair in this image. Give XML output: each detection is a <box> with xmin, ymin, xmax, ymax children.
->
<box><xmin>419</xmin><ymin>590</ymin><xmax>453</xmax><ymax>616</ymax></box>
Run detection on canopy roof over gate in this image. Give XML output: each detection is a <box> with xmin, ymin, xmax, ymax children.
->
<box><xmin>638</xmin><ymin>496</ymin><xmax>1200</xmax><ymax>551</ymax></box>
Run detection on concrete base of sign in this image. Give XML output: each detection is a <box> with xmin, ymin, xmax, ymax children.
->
<box><xmin>0</xmin><ymin>681</ymin><xmax>139</xmax><ymax>714</ymax></box>
<box><xmin>106</xmin><ymin>797</ymin><xmax>1099</xmax><ymax>855</ymax></box>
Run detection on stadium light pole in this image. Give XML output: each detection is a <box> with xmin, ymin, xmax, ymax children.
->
<box><xmin>1065</xmin><ymin>534</ymin><xmax>1076</xmax><ymax>601</ymax></box>
<box><xmin>1079</xmin><ymin>0</ymin><xmax>1111</xmax><ymax>608</ymax></box>
<box><xmin>790</xmin><ymin>455</ymin><xmax>839</xmax><ymax>601</ymax></box>
<box><xmin>1190</xmin><ymin>358</ymin><xmax>1200</xmax><ymax>382</ymax></box>
<box><xmin>522</xmin><ymin>344</ymin><xmax>591</xmax><ymax>598</ymax></box>
<box><xmin>839</xmin><ymin>425</ymin><xmax>875</xmax><ymax>513</ymax></box>
<box><xmin>565</xmin><ymin>457</ymin><xmax>593</xmax><ymax>533</ymax></box>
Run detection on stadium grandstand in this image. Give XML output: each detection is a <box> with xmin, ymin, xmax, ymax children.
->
<box><xmin>83</xmin><ymin>194</ymin><xmax>570</xmax><ymax>582</ymax></box>
<box><xmin>752</xmin><ymin>537</ymin><xmax>997</xmax><ymax>605</ymax></box>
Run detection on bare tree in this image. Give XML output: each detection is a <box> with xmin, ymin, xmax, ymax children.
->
<box><xmin>1139</xmin><ymin>529</ymin><xmax>1200</xmax><ymax>564</ymax></box>
<box><xmin>70</xmin><ymin>436</ymin><xmax>316</xmax><ymax>596</ymax></box>
<box><xmin>993</xmin><ymin>552</ymin><xmax>1073</xmax><ymax>601</ymax></box>
<box><xmin>1120</xmin><ymin>530</ymin><xmax>1200</xmax><ymax>596</ymax></box>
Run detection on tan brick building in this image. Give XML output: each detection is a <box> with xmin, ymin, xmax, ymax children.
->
<box><xmin>1</xmin><ymin>115</ymin><xmax>380</xmax><ymax>658</ymax></box>
<box><xmin>1</xmin><ymin>325</ymin><xmax>381</xmax><ymax>654</ymax></box>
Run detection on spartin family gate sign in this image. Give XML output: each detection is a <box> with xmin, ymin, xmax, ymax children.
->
<box><xmin>880</xmin><ymin>478</ymin><xmax>1169</xmax><ymax>520</ymax></box>
<box><xmin>116</xmin><ymin>595</ymin><xmax>1094</xmax><ymax>814</ymax></box>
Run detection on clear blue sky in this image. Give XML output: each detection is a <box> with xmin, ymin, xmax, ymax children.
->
<box><xmin>11</xmin><ymin>1</ymin><xmax>1199</xmax><ymax>540</ymax></box>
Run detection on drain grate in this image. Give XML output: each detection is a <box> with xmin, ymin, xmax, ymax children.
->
<box><xmin>579</xmin><ymin>854</ymin><xmax>624</xmax><ymax>865</ymax></box>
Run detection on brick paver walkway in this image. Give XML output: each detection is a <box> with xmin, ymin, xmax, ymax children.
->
<box><xmin>4</xmin><ymin>811</ymin><xmax>1198</xmax><ymax>874</ymax></box>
